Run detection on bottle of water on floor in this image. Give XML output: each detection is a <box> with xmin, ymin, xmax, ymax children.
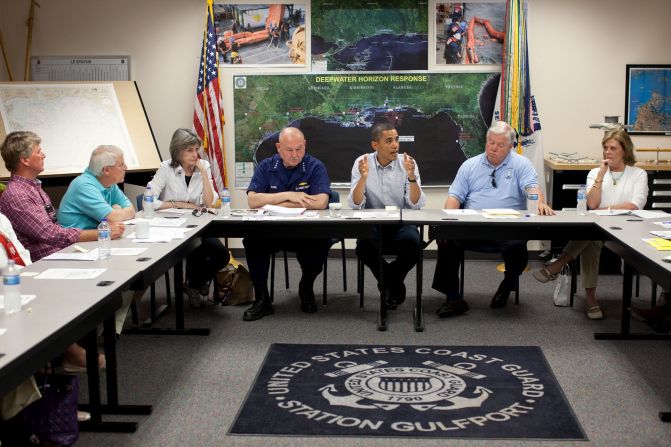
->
<box><xmin>220</xmin><ymin>188</ymin><xmax>231</xmax><ymax>218</ymax></box>
<box><xmin>576</xmin><ymin>185</ymin><xmax>587</xmax><ymax>215</ymax></box>
<box><xmin>98</xmin><ymin>218</ymin><xmax>111</xmax><ymax>260</ymax></box>
<box><xmin>3</xmin><ymin>260</ymin><xmax>22</xmax><ymax>314</ymax></box>
<box><xmin>143</xmin><ymin>182</ymin><xmax>155</xmax><ymax>219</ymax></box>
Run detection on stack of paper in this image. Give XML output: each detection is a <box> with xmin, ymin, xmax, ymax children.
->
<box><xmin>481</xmin><ymin>209</ymin><xmax>521</xmax><ymax>219</ymax></box>
<box><xmin>645</xmin><ymin>238</ymin><xmax>671</xmax><ymax>251</ymax></box>
<box><xmin>650</xmin><ymin>230</ymin><xmax>671</xmax><ymax>240</ymax></box>
<box><xmin>261</xmin><ymin>205</ymin><xmax>305</xmax><ymax>216</ymax></box>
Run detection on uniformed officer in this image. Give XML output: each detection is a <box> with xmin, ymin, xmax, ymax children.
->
<box><xmin>242</xmin><ymin>127</ymin><xmax>331</xmax><ymax>321</ymax></box>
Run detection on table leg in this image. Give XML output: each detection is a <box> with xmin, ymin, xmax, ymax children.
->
<box><xmin>377</xmin><ymin>225</ymin><xmax>387</xmax><ymax>331</ymax></box>
<box><xmin>414</xmin><ymin>225</ymin><xmax>424</xmax><ymax>332</ymax></box>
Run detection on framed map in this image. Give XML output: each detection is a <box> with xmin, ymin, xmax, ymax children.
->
<box><xmin>624</xmin><ymin>64</ymin><xmax>671</xmax><ymax>135</ymax></box>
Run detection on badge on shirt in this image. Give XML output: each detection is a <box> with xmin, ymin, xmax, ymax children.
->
<box><xmin>296</xmin><ymin>181</ymin><xmax>310</xmax><ymax>191</ymax></box>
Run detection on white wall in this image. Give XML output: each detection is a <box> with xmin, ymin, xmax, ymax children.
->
<box><xmin>1</xmin><ymin>0</ymin><xmax>670</xmax><ymax>215</ymax></box>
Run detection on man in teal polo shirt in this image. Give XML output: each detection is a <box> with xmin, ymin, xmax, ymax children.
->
<box><xmin>58</xmin><ymin>145</ymin><xmax>135</xmax><ymax>229</ymax></box>
<box><xmin>58</xmin><ymin>145</ymin><xmax>136</xmax><ymax>334</ymax></box>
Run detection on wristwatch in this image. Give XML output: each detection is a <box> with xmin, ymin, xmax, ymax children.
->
<box><xmin>407</xmin><ymin>177</ymin><xmax>417</xmax><ymax>183</ymax></box>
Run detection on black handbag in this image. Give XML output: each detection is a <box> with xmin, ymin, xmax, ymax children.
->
<box><xmin>21</xmin><ymin>373</ymin><xmax>80</xmax><ymax>446</ymax></box>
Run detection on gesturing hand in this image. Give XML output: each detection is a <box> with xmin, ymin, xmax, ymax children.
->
<box><xmin>358</xmin><ymin>156</ymin><xmax>369</xmax><ymax>179</ymax></box>
<box><xmin>404</xmin><ymin>153</ymin><xmax>416</xmax><ymax>180</ymax></box>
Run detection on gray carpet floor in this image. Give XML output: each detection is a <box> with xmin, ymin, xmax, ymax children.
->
<box><xmin>77</xmin><ymin>257</ymin><xmax>671</xmax><ymax>446</ymax></box>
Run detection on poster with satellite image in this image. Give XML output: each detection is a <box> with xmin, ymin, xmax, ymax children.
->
<box><xmin>625</xmin><ymin>65</ymin><xmax>671</xmax><ymax>135</ymax></box>
<box><xmin>311</xmin><ymin>0</ymin><xmax>429</xmax><ymax>72</ymax></box>
<box><xmin>232</xmin><ymin>72</ymin><xmax>500</xmax><ymax>187</ymax></box>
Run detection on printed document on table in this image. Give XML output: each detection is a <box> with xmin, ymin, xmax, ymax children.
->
<box><xmin>130</xmin><ymin>227</ymin><xmax>194</xmax><ymax>242</ymax></box>
<box><xmin>631</xmin><ymin>209</ymin><xmax>670</xmax><ymax>219</ymax></box>
<box><xmin>126</xmin><ymin>217</ymin><xmax>187</xmax><ymax>227</ymax></box>
<box><xmin>589</xmin><ymin>209</ymin><xmax>630</xmax><ymax>216</ymax></box>
<box><xmin>0</xmin><ymin>294</ymin><xmax>36</xmax><ymax>309</ymax></box>
<box><xmin>35</xmin><ymin>268</ymin><xmax>106</xmax><ymax>279</ymax></box>
<box><xmin>482</xmin><ymin>209</ymin><xmax>520</xmax><ymax>216</ymax></box>
<box><xmin>44</xmin><ymin>248</ymin><xmax>147</xmax><ymax>260</ymax></box>
<box><xmin>353</xmin><ymin>211</ymin><xmax>392</xmax><ymax>218</ymax></box>
<box><xmin>262</xmin><ymin>205</ymin><xmax>305</xmax><ymax>216</ymax></box>
<box><xmin>442</xmin><ymin>209</ymin><xmax>479</xmax><ymax>215</ymax></box>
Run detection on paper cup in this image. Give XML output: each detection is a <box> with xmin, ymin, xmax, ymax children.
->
<box><xmin>135</xmin><ymin>220</ymin><xmax>150</xmax><ymax>239</ymax></box>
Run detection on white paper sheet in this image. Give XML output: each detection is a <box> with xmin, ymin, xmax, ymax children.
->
<box><xmin>44</xmin><ymin>247</ymin><xmax>147</xmax><ymax>260</ymax></box>
<box><xmin>0</xmin><ymin>328</ymin><xmax>6</xmax><ymax>336</ymax></box>
<box><xmin>631</xmin><ymin>209</ymin><xmax>671</xmax><ymax>219</ymax></box>
<box><xmin>156</xmin><ymin>208</ymin><xmax>194</xmax><ymax>215</ymax></box>
<box><xmin>127</xmin><ymin>217</ymin><xmax>187</xmax><ymax>227</ymax></box>
<box><xmin>442</xmin><ymin>209</ymin><xmax>479</xmax><ymax>215</ymax></box>
<box><xmin>481</xmin><ymin>213</ymin><xmax>521</xmax><ymax>219</ymax></box>
<box><xmin>35</xmin><ymin>269</ymin><xmax>106</xmax><ymax>280</ymax></box>
<box><xmin>0</xmin><ymin>294</ymin><xmax>37</xmax><ymax>309</ymax></box>
<box><xmin>589</xmin><ymin>209</ymin><xmax>630</xmax><ymax>216</ymax></box>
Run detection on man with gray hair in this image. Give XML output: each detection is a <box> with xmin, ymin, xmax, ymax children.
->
<box><xmin>432</xmin><ymin>121</ymin><xmax>554</xmax><ymax>318</ymax></box>
<box><xmin>58</xmin><ymin>145</ymin><xmax>135</xmax><ymax>228</ymax></box>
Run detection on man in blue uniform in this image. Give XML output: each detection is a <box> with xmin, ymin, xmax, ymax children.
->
<box><xmin>243</xmin><ymin>127</ymin><xmax>331</xmax><ymax>321</ymax></box>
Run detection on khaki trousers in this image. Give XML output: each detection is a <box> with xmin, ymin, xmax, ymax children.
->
<box><xmin>563</xmin><ymin>240</ymin><xmax>604</xmax><ymax>289</ymax></box>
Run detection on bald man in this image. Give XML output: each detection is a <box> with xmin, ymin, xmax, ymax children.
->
<box><xmin>243</xmin><ymin>127</ymin><xmax>331</xmax><ymax>321</ymax></box>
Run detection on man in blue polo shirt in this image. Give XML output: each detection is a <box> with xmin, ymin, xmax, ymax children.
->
<box><xmin>243</xmin><ymin>127</ymin><xmax>331</xmax><ymax>321</ymax></box>
<box><xmin>58</xmin><ymin>145</ymin><xmax>135</xmax><ymax>228</ymax></box>
<box><xmin>432</xmin><ymin>121</ymin><xmax>554</xmax><ymax>318</ymax></box>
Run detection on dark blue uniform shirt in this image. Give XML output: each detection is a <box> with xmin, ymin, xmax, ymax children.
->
<box><xmin>247</xmin><ymin>154</ymin><xmax>331</xmax><ymax>198</ymax></box>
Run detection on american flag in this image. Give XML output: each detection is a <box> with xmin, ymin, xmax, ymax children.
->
<box><xmin>193</xmin><ymin>0</ymin><xmax>227</xmax><ymax>192</ymax></box>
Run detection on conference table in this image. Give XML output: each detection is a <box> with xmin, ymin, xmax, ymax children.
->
<box><xmin>3</xmin><ymin>207</ymin><xmax>671</xmax><ymax>429</ymax></box>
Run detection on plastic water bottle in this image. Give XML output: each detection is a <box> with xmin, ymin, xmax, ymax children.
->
<box><xmin>142</xmin><ymin>183</ymin><xmax>155</xmax><ymax>219</ymax></box>
<box><xmin>576</xmin><ymin>185</ymin><xmax>587</xmax><ymax>215</ymax></box>
<box><xmin>220</xmin><ymin>188</ymin><xmax>231</xmax><ymax>218</ymax></box>
<box><xmin>526</xmin><ymin>191</ymin><xmax>539</xmax><ymax>215</ymax></box>
<box><xmin>3</xmin><ymin>260</ymin><xmax>22</xmax><ymax>314</ymax></box>
<box><xmin>98</xmin><ymin>218</ymin><xmax>111</xmax><ymax>260</ymax></box>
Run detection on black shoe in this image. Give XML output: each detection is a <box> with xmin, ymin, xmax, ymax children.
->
<box><xmin>388</xmin><ymin>281</ymin><xmax>406</xmax><ymax>306</ymax></box>
<box><xmin>436</xmin><ymin>298</ymin><xmax>469</xmax><ymax>318</ymax></box>
<box><xmin>299</xmin><ymin>278</ymin><xmax>317</xmax><ymax>313</ymax></box>
<box><xmin>243</xmin><ymin>298</ymin><xmax>273</xmax><ymax>321</ymax></box>
<box><xmin>490</xmin><ymin>287</ymin><xmax>511</xmax><ymax>309</ymax></box>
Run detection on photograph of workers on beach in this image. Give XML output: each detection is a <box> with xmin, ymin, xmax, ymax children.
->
<box><xmin>213</xmin><ymin>3</ymin><xmax>306</xmax><ymax>66</ymax></box>
<box><xmin>436</xmin><ymin>2</ymin><xmax>505</xmax><ymax>65</ymax></box>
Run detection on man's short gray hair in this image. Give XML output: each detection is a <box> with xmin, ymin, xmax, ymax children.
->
<box><xmin>88</xmin><ymin>145</ymin><xmax>124</xmax><ymax>176</ymax></box>
<box><xmin>487</xmin><ymin>121</ymin><xmax>517</xmax><ymax>146</ymax></box>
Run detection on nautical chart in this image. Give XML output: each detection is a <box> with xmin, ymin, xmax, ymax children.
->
<box><xmin>0</xmin><ymin>83</ymin><xmax>137</xmax><ymax>174</ymax></box>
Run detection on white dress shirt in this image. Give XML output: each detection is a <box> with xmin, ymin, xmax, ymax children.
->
<box><xmin>150</xmin><ymin>159</ymin><xmax>217</xmax><ymax>208</ymax></box>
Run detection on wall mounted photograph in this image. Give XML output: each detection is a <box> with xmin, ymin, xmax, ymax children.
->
<box><xmin>625</xmin><ymin>64</ymin><xmax>671</xmax><ymax>134</ymax></box>
<box><xmin>232</xmin><ymin>72</ymin><xmax>500</xmax><ymax>188</ymax></box>
<box><xmin>311</xmin><ymin>0</ymin><xmax>429</xmax><ymax>72</ymax></box>
<box><xmin>435</xmin><ymin>2</ymin><xmax>505</xmax><ymax>65</ymax></box>
<box><xmin>213</xmin><ymin>3</ymin><xmax>306</xmax><ymax>66</ymax></box>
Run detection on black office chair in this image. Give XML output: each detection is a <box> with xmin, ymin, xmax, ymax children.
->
<box><xmin>131</xmin><ymin>194</ymin><xmax>172</xmax><ymax>325</ymax></box>
<box><xmin>459</xmin><ymin>251</ymin><xmax>521</xmax><ymax>305</ymax></box>
<box><xmin>269</xmin><ymin>191</ymin><xmax>347</xmax><ymax>304</ymax></box>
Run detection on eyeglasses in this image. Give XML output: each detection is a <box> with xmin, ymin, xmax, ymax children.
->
<box><xmin>192</xmin><ymin>207</ymin><xmax>216</xmax><ymax>217</ymax></box>
<box><xmin>44</xmin><ymin>204</ymin><xmax>57</xmax><ymax>223</ymax></box>
<box><xmin>490</xmin><ymin>169</ymin><xmax>497</xmax><ymax>188</ymax></box>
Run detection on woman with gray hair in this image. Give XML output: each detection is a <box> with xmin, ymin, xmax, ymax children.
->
<box><xmin>150</xmin><ymin>128</ymin><xmax>229</xmax><ymax>307</ymax></box>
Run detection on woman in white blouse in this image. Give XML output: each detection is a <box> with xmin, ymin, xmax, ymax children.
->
<box><xmin>151</xmin><ymin>128</ymin><xmax>229</xmax><ymax>307</ymax></box>
<box><xmin>533</xmin><ymin>130</ymin><xmax>648</xmax><ymax>320</ymax></box>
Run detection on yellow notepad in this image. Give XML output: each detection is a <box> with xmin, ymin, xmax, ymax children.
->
<box><xmin>646</xmin><ymin>238</ymin><xmax>671</xmax><ymax>250</ymax></box>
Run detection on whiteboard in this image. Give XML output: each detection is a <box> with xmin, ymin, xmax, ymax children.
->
<box><xmin>0</xmin><ymin>81</ymin><xmax>160</xmax><ymax>178</ymax></box>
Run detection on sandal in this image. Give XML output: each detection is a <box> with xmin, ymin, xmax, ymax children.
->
<box><xmin>586</xmin><ymin>305</ymin><xmax>603</xmax><ymax>320</ymax></box>
<box><xmin>532</xmin><ymin>267</ymin><xmax>559</xmax><ymax>284</ymax></box>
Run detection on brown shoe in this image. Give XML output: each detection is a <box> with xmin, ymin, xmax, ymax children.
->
<box><xmin>631</xmin><ymin>306</ymin><xmax>671</xmax><ymax>333</ymax></box>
